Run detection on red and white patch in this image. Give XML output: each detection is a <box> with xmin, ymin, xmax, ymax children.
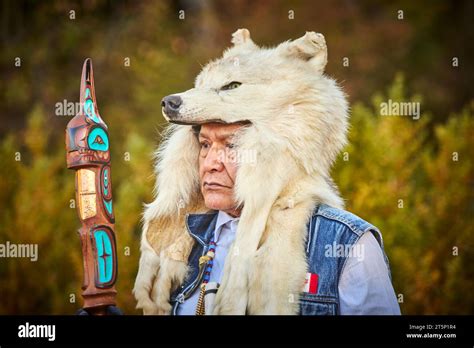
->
<box><xmin>302</xmin><ymin>272</ymin><xmax>318</xmax><ymax>294</ymax></box>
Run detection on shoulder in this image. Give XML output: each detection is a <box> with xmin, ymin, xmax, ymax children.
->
<box><xmin>306</xmin><ymin>204</ymin><xmax>385</xmax><ymax>251</ymax></box>
<box><xmin>311</xmin><ymin>204</ymin><xmax>380</xmax><ymax>238</ymax></box>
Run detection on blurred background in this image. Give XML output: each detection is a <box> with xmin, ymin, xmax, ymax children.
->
<box><xmin>0</xmin><ymin>0</ymin><xmax>472</xmax><ymax>314</ymax></box>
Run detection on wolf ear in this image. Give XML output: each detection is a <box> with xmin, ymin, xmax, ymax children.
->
<box><xmin>231</xmin><ymin>28</ymin><xmax>257</xmax><ymax>49</ymax></box>
<box><xmin>281</xmin><ymin>32</ymin><xmax>328</xmax><ymax>74</ymax></box>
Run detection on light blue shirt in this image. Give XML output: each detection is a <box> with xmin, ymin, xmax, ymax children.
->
<box><xmin>177</xmin><ymin>210</ymin><xmax>400</xmax><ymax>315</ymax></box>
<box><xmin>177</xmin><ymin>210</ymin><xmax>238</xmax><ymax>315</ymax></box>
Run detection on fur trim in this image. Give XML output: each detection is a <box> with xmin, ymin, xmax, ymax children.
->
<box><xmin>134</xmin><ymin>29</ymin><xmax>348</xmax><ymax>314</ymax></box>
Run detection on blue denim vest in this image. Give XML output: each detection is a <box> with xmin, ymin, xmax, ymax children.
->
<box><xmin>169</xmin><ymin>204</ymin><xmax>391</xmax><ymax>315</ymax></box>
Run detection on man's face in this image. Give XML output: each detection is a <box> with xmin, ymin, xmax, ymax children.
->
<box><xmin>198</xmin><ymin>123</ymin><xmax>243</xmax><ymax>217</ymax></box>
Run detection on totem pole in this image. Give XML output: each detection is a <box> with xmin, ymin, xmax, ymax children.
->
<box><xmin>65</xmin><ymin>58</ymin><xmax>120</xmax><ymax>315</ymax></box>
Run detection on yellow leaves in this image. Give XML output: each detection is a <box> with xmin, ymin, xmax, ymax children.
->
<box><xmin>24</xmin><ymin>104</ymin><xmax>50</xmax><ymax>158</ymax></box>
<box><xmin>0</xmin><ymin>72</ymin><xmax>472</xmax><ymax>314</ymax></box>
<box><xmin>334</xmin><ymin>76</ymin><xmax>474</xmax><ymax>314</ymax></box>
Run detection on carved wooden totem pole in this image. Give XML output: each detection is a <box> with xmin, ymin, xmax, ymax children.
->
<box><xmin>66</xmin><ymin>59</ymin><xmax>119</xmax><ymax>315</ymax></box>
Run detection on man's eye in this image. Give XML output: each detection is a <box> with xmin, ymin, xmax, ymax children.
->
<box><xmin>200</xmin><ymin>142</ymin><xmax>210</xmax><ymax>149</ymax></box>
<box><xmin>221</xmin><ymin>81</ymin><xmax>242</xmax><ymax>91</ymax></box>
<box><xmin>226</xmin><ymin>143</ymin><xmax>235</xmax><ymax>149</ymax></box>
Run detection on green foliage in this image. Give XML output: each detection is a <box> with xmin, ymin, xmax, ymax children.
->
<box><xmin>0</xmin><ymin>0</ymin><xmax>472</xmax><ymax>314</ymax></box>
<box><xmin>0</xmin><ymin>74</ymin><xmax>471</xmax><ymax>314</ymax></box>
<box><xmin>333</xmin><ymin>76</ymin><xmax>474</xmax><ymax>314</ymax></box>
<box><xmin>0</xmin><ymin>105</ymin><xmax>81</xmax><ymax>314</ymax></box>
<box><xmin>0</xmin><ymin>104</ymin><xmax>155</xmax><ymax>314</ymax></box>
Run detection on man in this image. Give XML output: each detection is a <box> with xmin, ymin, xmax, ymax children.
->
<box><xmin>133</xmin><ymin>29</ymin><xmax>400</xmax><ymax>315</ymax></box>
<box><xmin>177</xmin><ymin>122</ymin><xmax>400</xmax><ymax>315</ymax></box>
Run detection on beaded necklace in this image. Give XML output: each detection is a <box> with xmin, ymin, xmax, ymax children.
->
<box><xmin>195</xmin><ymin>239</ymin><xmax>217</xmax><ymax>315</ymax></box>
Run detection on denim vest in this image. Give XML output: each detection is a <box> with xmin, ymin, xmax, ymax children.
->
<box><xmin>169</xmin><ymin>204</ymin><xmax>391</xmax><ymax>315</ymax></box>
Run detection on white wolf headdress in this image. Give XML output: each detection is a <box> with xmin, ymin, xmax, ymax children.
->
<box><xmin>133</xmin><ymin>29</ymin><xmax>348</xmax><ymax>314</ymax></box>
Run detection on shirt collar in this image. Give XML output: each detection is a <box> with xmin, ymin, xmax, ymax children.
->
<box><xmin>214</xmin><ymin>210</ymin><xmax>240</xmax><ymax>241</ymax></box>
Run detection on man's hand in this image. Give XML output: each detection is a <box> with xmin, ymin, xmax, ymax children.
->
<box><xmin>76</xmin><ymin>305</ymin><xmax>123</xmax><ymax>315</ymax></box>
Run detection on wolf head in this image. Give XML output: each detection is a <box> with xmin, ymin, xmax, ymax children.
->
<box><xmin>161</xmin><ymin>28</ymin><xmax>348</xmax><ymax>190</ymax></box>
<box><xmin>162</xmin><ymin>29</ymin><xmax>330</xmax><ymax>125</ymax></box>
<box><xmin>135</xmin><ymin>29</ymin><xmax>349</xmax><ymax>314</ymax></box>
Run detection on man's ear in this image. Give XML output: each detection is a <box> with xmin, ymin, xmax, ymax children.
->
<box><xmin>280</xmin><ymin>32</ymin><xmax>328</xmax><ymax>74</ymax></box>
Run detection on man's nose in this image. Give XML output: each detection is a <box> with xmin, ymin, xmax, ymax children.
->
<box><xmin>161</xmin><ymin>95</ymin><xmax>182</xmax><ymax>117</ymax></box>
<box><xmin>203</xmin><ymin>146</ymin><xmax>224</xmax><ymax>172</ymax></box>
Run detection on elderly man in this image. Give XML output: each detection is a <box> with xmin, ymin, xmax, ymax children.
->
<box><xmin>133</xmin><ymin>29</ymin><xmax>401</xmax><ymax>315</ymax></box>
<box><xmin>166</xmin><ymin>122</ymin><xmax>400</xmax><ymax>315</ymax></box>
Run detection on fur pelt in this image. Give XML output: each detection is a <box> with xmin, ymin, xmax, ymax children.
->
<box><xmin>133</xmin><ymin>29</ymin><xmax>349</xmax><ymax>314</ymax></box>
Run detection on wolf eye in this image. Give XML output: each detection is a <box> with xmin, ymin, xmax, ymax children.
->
<box><xmin>221</xmin><ymin>81</ymin><xmax>242</xmax><ymax>91</ymax></box>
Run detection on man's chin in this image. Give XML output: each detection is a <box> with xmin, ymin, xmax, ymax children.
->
<box><xmin>203</xmin><ymin>193</ymin><xmax>233</xmax><ymax>212</ymax></box>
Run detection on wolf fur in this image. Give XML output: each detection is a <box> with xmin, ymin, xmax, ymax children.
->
<box><xmin>133</xmin><ymin>29</ymin><xmax>349</xmax><ymax>314</ymax></box>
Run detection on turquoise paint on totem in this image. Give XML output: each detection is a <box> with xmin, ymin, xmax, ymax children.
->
<box><xmin>103</xmin><ymin>168</ymin><xmax>109</xmax><ymax>195</ymax></box>
<box><xmin>84</xmin><ymin>88</ymin><xmax>100</xmax><ymax>123</ymax></box>
<box><xmin>94</xmin><ymin>230</ymin><xmax>113</xmax><ymax>283</ymax></box>
<box><xmin>103</xmin><ymin>199</ymin><xmax>113</xmax><ymax>214</ymax></box>
<box><xmin>84</xmin><ymin>99</ymin><xmax>100</xmax><ymax>123</ymax></box>
<box><xmin>88</xmin><ymin>127</ymin><xmax>109</xmax><ymax>151</ymax></box>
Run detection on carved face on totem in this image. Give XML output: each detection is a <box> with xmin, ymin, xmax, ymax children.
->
<box><xmin>66</xmin><ymin>59</ymin><xmax>114</xmax><ymax>224</ymax></box>
<box><xmin>66</xmin><ymin>60</ymin><xmax>110</xmax><ymax>167</ymax></box>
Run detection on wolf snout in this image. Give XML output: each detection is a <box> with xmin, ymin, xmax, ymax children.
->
<box><xmin>161</xmin><ymin>95</ymin><xmax>182</xmax><ymax>119</ymax></box>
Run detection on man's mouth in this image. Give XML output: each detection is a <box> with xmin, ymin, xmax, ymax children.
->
<box><xmin>203</xmin><ymin>181</ymin><xmax>230</xmax><ymax>190</ymax></box>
